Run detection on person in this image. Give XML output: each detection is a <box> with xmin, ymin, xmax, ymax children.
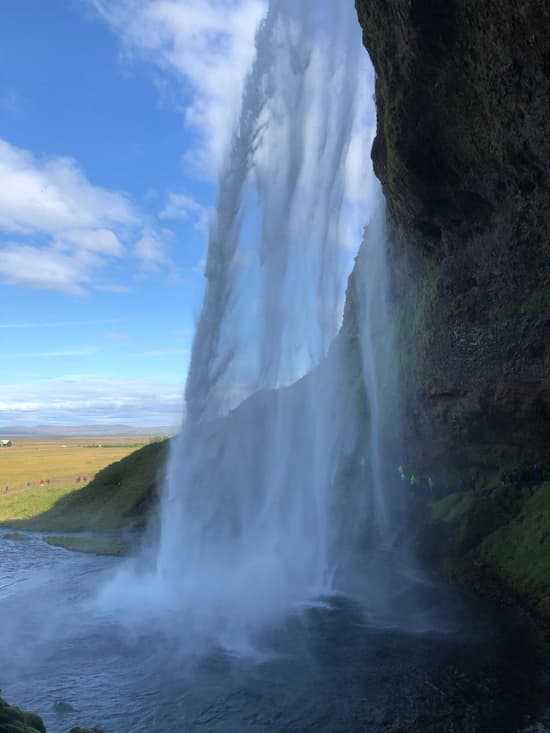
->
<box><xmin>409</xmin><ymin>474</ymin><xmax>417</xmax><ymax>489</ymax></box>
<box><xmin>39</xmin><ymin>479</ymin><xmax>44</xmax><ymax>486</ymax></box>
<box><xmin>397</xmin><ymin>465</ymin><xmax>406</xmax><ymax>482</ymax></box>
<box><xmin>427</xmin><ymin>476</ymin><xmax>434</xmax><ymax>493</ymax></box>
<box><xmin>500</xmin><ymin>471</ymin><xmax>508</xmax><ymax>486</ymax></box>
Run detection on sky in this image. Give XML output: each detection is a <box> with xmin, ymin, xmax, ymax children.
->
<box><xmin>0</xmin><ymin>0</ymin><xmax>266</xmax><ymax>429</ymax></box>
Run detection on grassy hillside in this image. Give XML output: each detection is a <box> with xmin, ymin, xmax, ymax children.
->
<box><xmin>0</xmin><ymin>436</ymin><xmax>153</xmax><ymax>524</ymax></box>
<box><xmin>475</xmin><ymin>483</ymin><xmax>550</xmax><ymax>615</ymax></box>
<box><xmin>2</xmin><ymin>439</ymin><xmax>169</xmax><ymax>532</ymax></box>
<box><xmin>421</xmin><ymin>480</ymin><xmax>550</xmax><ymax>620</ymax></box>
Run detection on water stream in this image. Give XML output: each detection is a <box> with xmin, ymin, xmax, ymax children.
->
<box><xmin>0</xmin><ymin>532</ymin><xmax>543</xmax><ymax>733</ymax></box>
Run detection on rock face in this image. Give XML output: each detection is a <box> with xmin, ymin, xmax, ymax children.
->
<box><xmin>353</xmin><ymin>0</ymin><xmax>550</xmax><ymax>469</ymax></box>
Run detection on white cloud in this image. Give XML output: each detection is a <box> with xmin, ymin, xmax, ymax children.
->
<box><xmin>0</xmin><ymin>139</ymin><xmax>137</xmax><ymax>235</ymax></box>
<box><xmin>3</xmin><ymin>347</ymin><xmax>101</xmax><ymax>358</ymax></box>
<box><xmin>135</xmin><ymin>227</ymin><xmax>171</xmax><ymax>268</ymax></box>
<box><xmin>58</xmin><ymin>228</ymin><xmax>126</xmax><ymax>256</ymax></box>
<box><xmin>0</xmin><ymin>138</ymin><xmax>143</xmax><ymax>294</ymax></box>
<box><xmin>0</xmin><ymin>318</ymin><xmax>123</xmax><ymax>329</ymax></box>
<box><xmin>0</xmin><ymin>374</ymin><xmax>184</xmax><ymax>427</ymax></box>
<box><xmin>0</xmin><ymin>243</ymin><xmax>92</xmax><ymax>295</ymax></box>
<box><xmin>194</xmin><ymin>256</ymin><xmax>206</xmax><ymax>274</ymax></box>
<box><xmin>96</xmin><ymin>284</ymin><xmax>132</xmax><ymax>294</ymax></box>
<box><xmin>160</xmin><ymin>192</ymin><xmax>209</xmax><ymax>230</ymax></box>
<box><xmin>89</xmin><ymin>0</ymin><xmax>266</xmax><ymax>175</ymax></box>
<box><xmin>0</xmin><ymin>138</ymin><xmax>181</xmax><ymax>293</ymax></box>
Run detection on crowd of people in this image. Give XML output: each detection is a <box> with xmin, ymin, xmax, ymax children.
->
<box><xmin>396</xmin><ymin>462</ymin><xmax>546</xmax><ymax>499</ymax></box>
<box><xmin>3</xmin><ymin>474</ymin><xmax>91</xmax><ymax>494</ymax></box>
<box><xmin>500</xmin><ymin>464</ymin><xmax>544</xmax><ymax>488</ymax></box>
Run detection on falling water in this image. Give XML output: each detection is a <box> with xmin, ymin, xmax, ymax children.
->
<box><xmin>100</xmin><ymin>0</ymin><xmax>413</xmax><ymax>648</ymax></box>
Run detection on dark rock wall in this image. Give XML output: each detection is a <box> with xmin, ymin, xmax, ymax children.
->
<box><xmin>352</xmin><ymin>0</ymin><xmax>550</xmax><ymax>469</ymax></box>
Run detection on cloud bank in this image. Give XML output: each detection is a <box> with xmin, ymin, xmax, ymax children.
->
<box><xmin>0</xmin><ymin>139</ymin><xmax>175</xmax><ymax>293</ymax></box>
<box><xmin>0</xmin><ymin>374</ymin><xmax>184</xmax><ymax>428</ymax></box>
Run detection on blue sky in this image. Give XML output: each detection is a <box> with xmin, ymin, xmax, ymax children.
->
<box><xmin>0</xmin><ymin>0</ymin><xmax>265</xmax><ymax>428</ymax></box>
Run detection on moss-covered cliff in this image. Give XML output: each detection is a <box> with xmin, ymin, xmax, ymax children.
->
<box><xmin>354</xmin><ymin>0</ymin><xmax>550</xmax><ymax>471</ymax></box>
<box><xmin>0</xmin><ymin>696</ymin><xmax>45</xmax><ymax>733</ymax></box>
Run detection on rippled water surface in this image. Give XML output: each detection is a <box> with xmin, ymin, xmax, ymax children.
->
<box><xmin>0</xmin><ymin>532</ymin><xmax>546</xmax><ymax>733</ymax></box>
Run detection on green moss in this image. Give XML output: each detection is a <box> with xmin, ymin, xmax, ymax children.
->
<box><xmin>475</xmin><ymin>483</ymin><xmax>550</xmax><ymax>613</ymax></box>
<box><xmin>43</xmin><ymin>535</ymin><xmax>127</xmax><ymax>556</ymax></box>
<box><xmin>394</xmin><ymin>257</ymin><xmax>442</xmax><ymax>395</ymax></box>
<box><xmin>6</xmin><ymin>439</ymin><xmax>169</xmax><ymax>533</ymax></box>
<box><xmin>0</xmin><ymin>698</ymin><xmax>45</xmax><ymax>733</ymax></box>
<box><xmin>430</xmin><ymin>491</ymin><xmax>476</xmax><ymax>523</ymax></box>
<box><xmin>519</xmin><ymin>284</ymin><xmax>550</xmax><ymax>314</ymax></box>
<box><xmin>22</xmin><ymin>712</ymin><xmax>46</xmax><ymax>733</ymax></box>
<box><xmin>420</xmin><ymin>484</ymin><xmax>524</xmax><ymax>563</ymax></box>
<box><xmin>494</xmin><ymin>284</ymin><xmax>550</xmax><ymax>318</ymax></box>
<box><xmin>2</xmin><ymin>532</ymin><xmax>32</xmax><ymax>541</ymax></box>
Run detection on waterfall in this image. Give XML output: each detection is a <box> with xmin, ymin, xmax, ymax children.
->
<box><xmin>99</xmin><ymin>0</ymin><xmax>415</xmax><ymax>649</ymax></box>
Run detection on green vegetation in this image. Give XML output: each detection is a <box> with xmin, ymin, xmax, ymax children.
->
<box><xmin>44</xmin><ymin>535</ymin><xmax>128</xmax><ymax>556</ymax></box>
<box><xmin>475</xmin><ymin>483</ymin><xmax>550</xmax><ymax>615</ymax></box>
<box><xmin>0</xmin><ymin>696</ymin><xmax>45</xmax><ymax>733</ymax></box>
<box><xmin>2</xmin><ymin>439</ymin><xmax>169</xmax><ymax>533</ymax></box>
<box><xmin>0</xmin><ymin>436</ymin><xmax>153</xmax><ymax>523</ymax></box>
<box><xmin>494</xmin><ymin>283</ymin><xmax>550</xmax><ymax>318</ymax></box>
<box><xmin>394</xmin><ymin>256</ymin><xmax>442</xmax><ymax>396</ymax></box>
<box><xmin>420</xmin><ymin>479</ymin><xmax>550</xmax><ymax>619</ymax></box>
<box><xmin>2</xmin><ymin>531</ymin><xmax>32</xmax><ymax>541</ymax></box>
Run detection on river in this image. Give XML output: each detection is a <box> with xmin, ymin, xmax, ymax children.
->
<box><xmin>1</xmin><ymin>530</ymin><xmax>547</xmax><ymax>733</ymax></box>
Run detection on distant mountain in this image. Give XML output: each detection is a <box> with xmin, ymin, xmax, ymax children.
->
<box><xmin>0</xmin><ymin>424</ymin><xmax>175</xmax><ymax>438</ymax></box>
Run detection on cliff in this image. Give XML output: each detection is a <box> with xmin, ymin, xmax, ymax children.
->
<box><xmin>353</xmin><ymin>0</ymin><xmax>550</xmax><ymax>472</ymax></box>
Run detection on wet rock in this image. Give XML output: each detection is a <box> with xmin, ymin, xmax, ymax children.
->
<box><xmin>54</xmin><ymin>700</ymin><xmax>77</xmax><ymax>713</ymax></box>
<box><xmin>353</xmin><ymin>0</ymin><xmax>550</xmax><ymax>469</ymax></box>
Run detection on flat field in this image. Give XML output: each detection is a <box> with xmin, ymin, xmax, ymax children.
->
<box><xmin>0</xmin><ymin>436</ymin><xmax>155</xmax><ymax>522</ymax></box>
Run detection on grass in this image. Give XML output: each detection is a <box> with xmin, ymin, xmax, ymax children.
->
<box><xmin>431</xmin><ymin>490</ymin><xmax>477</xmax><ymax>523</ymax></box>
<box><xmin>0</xmin><ymin>436</ymin><xmax>155</xmax><ymax>524</ymax></box>
<box><xmin>423</xmin><ymin>479</ymin><xmax>550</xmax><ymax>618</ymax></box>
<box><xmin>44</xmin><ymin>534</ymin><xmax>128</xmax><ymax>556</ymax></box>
<box><xmin>475</xmin><ymin>482</ymin><xmax>550</xmax><ymax>613</ymax></box>
<box><xmin>3</xmin><ymin>439</ymin><xmax>170</xmax><ymax>532</ymax></box>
